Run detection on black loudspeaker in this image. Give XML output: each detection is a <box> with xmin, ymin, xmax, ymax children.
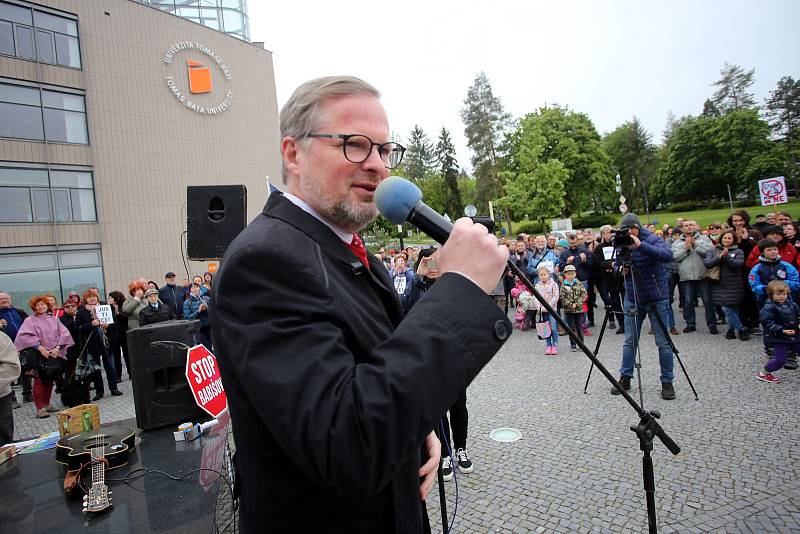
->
<box><xmin>187</xmin><ymin>185</ymin><xmax>247</xmax><ymax>260</ymax></box>
<box><xmin>127</xmin><ymin>320</ymin><xmax>205</xmax><ymax>430</ymax></box>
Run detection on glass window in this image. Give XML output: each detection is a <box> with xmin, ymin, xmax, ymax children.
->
<box><xmin>0</xmin><ymin>252</ymin><xmax>56</xmax><ymax>272</ymax></box>
<box><xmin>59</xmin><ymin>250</ymin><xmax>100</xmax><ymax>268</ymax></box>
<box><xmin>0</xmin><ymin>101</ymin><xmax>44</xmax><ymax>140</ymax></box>
<box><xmin>59</xmin><ymin>266</ymin><xmax>104</xmax><ymax>303</ymax></box>
<box><xmin>31</xmin><ymin>188</ymin><xmax>50</xmax><ymax>221</ymax></box>
<box><xmin>50</xmin><ymin>169</ymin><xmax>92</xmax><ymax>188</ymax></box>
<box><xmin>0</xmin><ymin>20</ymin><xmax>13</xmax><ymax>55</ymax></box>
<box><xmin>0</xmin><ymin>187</ymin><xmax>32</xmax><ymax>222</ymax></box>
<box><xmin>14</xmin><ymin>24</ymin><xmax>33</xmax><ymax>59</ymax></box>
<box><xmin>199</xmin><ymin>8</ymin><xmax>219</xmax><ymax>29</ymax></box>
<box><xmin>0</xmin><ymin>167</ymin><xmax>48</xmax><ymax>186</ymax></box>
<box><xmin>0</xmin><ymin>269</ymin><xmax>61</xmax><ymax>312</ymax></box>
<box><xmin>43</xmin><ymin>108</ymin><xmax>87</xmax><ymax>143</ymax></box>
<box><xmin>42</xmin><ymin>90</ymin><xmax>84</xmax><ymax>111</ymax></box>
<box><xmin>35</xmin><ymin>28</ymin><xmax>54</xmax><ymax>63</ymax></box>
<box><xmin>0</xmin><ymin>2</ymin><xmax>33</xmax><ymax>25</ymax></box>
<box><xmin>176</xmin><ymin>6</ymin><xmax>200</xmax><ymax>20</ymax></box>
<box><xmin>70</xmin><ymin>189</ymin><xmax>96</xmax><ymax>221</ymax></box>
<box><xmin>220</xmin><ymin>0</ymin><xmax>241</xmax><ymax>8</ymax></box>
<box><xmin>33</xmin><ymin>10</ymin><xmax>77</xmax><ymax>37</ymax></box>
<box><xmin>52</xmin><ymin>188</ymin><xmax>70</xmax><ymax>221</ymax></box>
<box><xmin>221</xmin><ymin>9</ymin><xmax>243</xmax><ymax>33</ymax></box>
<box><xmin>54</xmin><ymin>33</ymin><xmax>79</xmax><ymax>67</ymax></box>
<box><xmin>0</xmin><ymin>83</ymin><xmax>40</xmax><ymax>105</ymax></box>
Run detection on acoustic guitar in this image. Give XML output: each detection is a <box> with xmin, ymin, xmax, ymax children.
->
<box><xmin>55</xmin><ymin>426</ymin><xmax>136</xmax><ymax>512</ymax></box>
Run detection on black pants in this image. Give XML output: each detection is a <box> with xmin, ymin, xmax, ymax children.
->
<box><xmin>440</xmin><ymin>390</ymin><xmax>468</xmax><ymax>456</ymax></box>
<box><xmin>111</xmin><ymin>335</ymin><xmax>130</xmax><ymax>381</ymax></box>
<box><xmin>91</xmin><ymin>349</ymin><xmax>118</xmax><ymax>395</ymax></box>
<box><xmin>19</xmin><ymin>372</ymin><xmax>32</xmax><ymax>400</ymax></box>
<box><xmin>0</xmin><ymin>392</ymin><xmax>13</xmax><ymax>445</ymax></box>
<box><xmin>586</xmin><ymin>278</ymin><xmax>597</xmax><ymax>324</ymax></box>
<box><xmin>566</xmin><ymin>313</ymin><xmax>584</xmax><ymax>347</ymax></box>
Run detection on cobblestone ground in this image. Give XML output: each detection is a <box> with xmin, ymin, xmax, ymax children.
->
<box><xmin>11</xmin><ymin>305</ymin><xmax>800</xmax><ymax>533</ymax></box>
<box><xmin>425</xmin><ymin>309</ymin><xmax>800</xmax><ymax>533</ymax></box>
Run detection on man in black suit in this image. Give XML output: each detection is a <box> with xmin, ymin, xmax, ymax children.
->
<box><xmin>211</xmin><ymin>76</ymin><xmax>511</xmax><ymax>533</ymax></box>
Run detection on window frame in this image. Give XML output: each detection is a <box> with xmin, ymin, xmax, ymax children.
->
<box><xmin>0</xmin><ymin>79</ymin><xmax>89</xmax><ymax>145</ymax></box>
<box><xmin>0</xmin><ymin>0</ymin><xmax>81</xmax><ymax>69</ymax></box>
<box><xmin>0</xmin><ymin>163</ymin><xmax>97</xmax><ymax>225</ymax></box>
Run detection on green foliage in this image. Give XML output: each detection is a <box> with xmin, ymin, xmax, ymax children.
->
<box><xmin>458</xmin><ymin>175</ymin><xmax>477</xmax><ymax>212</ymax></box>
<box><xmin>602</xmin><ymin>117</ymin><xmax>657</xmax><ymax>212</ymax></box>
<box><xmin>435</xmin><ymin>127</ymin><xmax>463</xmax><ymax>219</ymax></box>
<box><xmin>461</xmin><ymin>72</ymin><xmax>512</xmax><ymax>208</ymax></box>
<box><xmin>667</xmin><ymin>201</ymin><xmax>703</xmax><ymax>212</ymax></box>
<box><xmin>503</xmin><ymin>105</ymin><xmax>614</xmax><ymax>216</ymax></box>
<box><xmin>712</xmin><ymin>62</ymin><xmax>757</xmax><ymax>113</ymax></box>
<box><xmin>404</xmin><ymin>125</ymin><xmax>436</xmax><ymax>182</ymax></box>
<box><xmin>514</xmin><ymin>221</ymin><xmax>546</xmax><ymax>235</ymax></box>
<box><xmin>572</xmin><ymin>213</ymin><xmax>617</xmax><ymax>228</ymax></box>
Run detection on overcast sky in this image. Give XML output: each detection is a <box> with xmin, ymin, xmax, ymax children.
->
<box><xmin>248</xmin><ymin>0</ymin><xmax>800</xmax><ymax>172</ymax></box>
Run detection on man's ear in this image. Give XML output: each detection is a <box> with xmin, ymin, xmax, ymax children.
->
<box><xmin>281</xmin><ymin>136</ymin><xmax>302</xmax><ymax>181</ymax></box>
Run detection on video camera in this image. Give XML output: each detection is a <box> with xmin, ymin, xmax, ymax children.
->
<box><xmin>612</xmin><ymin>227</ymin><xmax>634</xmax><ymax>248</ymax></box>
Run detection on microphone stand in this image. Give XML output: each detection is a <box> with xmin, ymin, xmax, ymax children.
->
<box><xmin>505</xmin><ymin>260</ymin><xmax>681</xmax><ymax>534</ymax></box>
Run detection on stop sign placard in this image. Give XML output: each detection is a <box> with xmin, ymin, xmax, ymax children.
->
<box><xmin>185</xmin><ymin>344</ymin><xmax>228</xmax><ymax>418</ymax></box>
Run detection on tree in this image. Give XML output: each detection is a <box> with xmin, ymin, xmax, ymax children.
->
<box><xmin>702</xmin><ymin>98</ymin><xmax>721</xmax><ymax>118</ymax></box>
<box><xmin>602</xmin><ymin>117</ymin><xmax>657</xmax><ymax>214</ymax></box>
<box><xmin>403</xmin><ymin>125</ymin><xmax>436</xmax><ymax>183</ymax></box>
<box><xmin>460</xmin><ymin>72</ymin><xmax>512</xmax><ymax>223</ymax></box>
<box><xmin>711</xmin><ymin>62</ymin><xmax>757</xmax><ymax>113</ymax></box>
<box><xmin>504</xmin><ymin>105</ymin><xmax>614</xmax><ymax>216</ymax></box>
<box><xmin>764</xmin><ymin>76</ymin><xmax>800</xmax><ymax>195</ymax></box>
<box><xmin>435</xmin><ymin>127</ymin><xmax>462</xmax><ymax>219</ymax></box>
<box><xmin>497</xmin><ymin>120</ymin><xmax>566</xmax><ymax>226</ymax></box>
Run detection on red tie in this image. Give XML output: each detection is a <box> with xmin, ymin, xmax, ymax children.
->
<box><xmin>345</xmin><ymin>234</ymin><xmax>371</xmax><ymax>270</ymax></box>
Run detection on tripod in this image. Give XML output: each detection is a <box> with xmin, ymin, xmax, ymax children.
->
<box><xmin>506</xmin><ymin>258</ymin><xmax>680</xmax><ymax>534</ymax></box>
<box><xmin>583</xmin><ymin>254</ymin><xmax>699</xmax><ymax>401</ymax></box>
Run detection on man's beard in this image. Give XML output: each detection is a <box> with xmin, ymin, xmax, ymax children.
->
<box><xmin>299</xmin><ymin>177</ymin><xmax>377</xmax><ymax>232</ymax></box>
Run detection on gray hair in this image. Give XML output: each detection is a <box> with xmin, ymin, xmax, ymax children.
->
<box><xmin>279</xmin><ymin>76</ymin><xmax>381</xmax><ymax>183</ymax></box>
<box><xmin>600</xmin><ymin>224</ymin><xmax>613</xmax><ymax>234</ymax></box>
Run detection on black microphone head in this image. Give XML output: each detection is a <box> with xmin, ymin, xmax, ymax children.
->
<box><xmin>374</xmin><ymin>176</ymin><xmax>422</xmax><ymax>224</ymax></box>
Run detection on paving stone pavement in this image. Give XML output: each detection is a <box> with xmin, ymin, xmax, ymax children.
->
<box><xmin>424</xmin><ymin>309</ymin><xmax>800</xmax><ymax>533</ymax></box>
<box><xmin>10</xmin><ymin>305</ymin><xmax>799</xmax><ymax>533</ymax></box>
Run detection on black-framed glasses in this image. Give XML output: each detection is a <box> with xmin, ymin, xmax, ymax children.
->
<box><xmin>301</xmin><ymin>133</ymin><xmax>406</xmax><ymax>169</ymax></box>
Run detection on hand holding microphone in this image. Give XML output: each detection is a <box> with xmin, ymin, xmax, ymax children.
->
<box><xmin>374</xmin><ymin>176</ymin><xmax>507</xmax><ymax>294</ymax></box>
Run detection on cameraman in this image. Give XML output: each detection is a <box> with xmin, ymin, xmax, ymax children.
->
<box><xmin>610</xmin><ymin>214</ymin><xmax>677</xmax><ymax>400</ymax></box>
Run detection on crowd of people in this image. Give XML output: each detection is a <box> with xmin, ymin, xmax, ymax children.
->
<box><xmin>0</xmin><ymin>271</ymin><xmax>214</xmax><ymax>444</ymax></box>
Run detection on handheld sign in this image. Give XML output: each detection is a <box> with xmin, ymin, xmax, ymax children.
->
<box><xmin>185</xmin><ymin>344</ymin><xmax>228</xmax><ymax>418</ymax></box>
<box><xmin>759</xmin><ymin>176</ymin><xmax>788</xmax><ymax>206</ymax></box>
<box><xmin>95</xmin><ymin>304</ymin><xmax>114</xmax><ymax>324</ymax></box>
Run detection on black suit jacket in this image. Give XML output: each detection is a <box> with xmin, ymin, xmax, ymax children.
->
<box><xmin>211</xmin><ymin>192</ymin><xmax>511</xmax><ymax>533</ymax></box>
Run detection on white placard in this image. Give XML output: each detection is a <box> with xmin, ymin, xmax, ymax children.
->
<box><xmin>602</xmin><ymin>247</ymin><xmax>614</xmax><ymax>260</ymax></box>
<box><xmin>759</xmin><ymin>176</ymin><xmax>788</xmax><ymax>206</ymax></box>
<box><xmin>551</xmin><ymin>218</ymin><xmax>573</xmax><ymax>231</ymax></box>
<box><xmin>95</xmin><ymin>304</ymin><xmax>114</xmax><ymax>324</ymax></box>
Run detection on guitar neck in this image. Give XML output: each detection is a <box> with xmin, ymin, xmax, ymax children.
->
<box><xmin>91</xmin><ymin>458</ymin><xmax>105</xmax><ymax>485</ymax></box>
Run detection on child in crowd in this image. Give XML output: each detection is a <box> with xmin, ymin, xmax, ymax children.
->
<box><xmin>748</xmin><ymin>239</ymin><xmax>800</xmax><ymax>306</ymax></box>
<box><xmin>534</xmin><ymin>267</ymin><xmax>560</xmax><ymax>354</ymax></box>
<box><xmin>560</xmin><ymin>264</ymin><xmax>587</xmax><ymax>352</ymax></box>
<box><xmin>757</xmin><ymin>280</ymin><xmax>800</xmax><ymax>383</ymax></box>
<box><xmin>510</xmin><ymin>278</ymin><xmax>535</xmax><ymax>330</ymax></box>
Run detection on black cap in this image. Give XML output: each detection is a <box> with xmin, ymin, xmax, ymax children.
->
<box><xmin>165</xmin><ymin>272</ymin><xmax>176</xmax><ymax>278</ymax></box>
<box><xmin>762</xmin><ymin>225</ymin><xmax>784</xmax><ymax>236</ymax></box>
<box><xmin>619</xmin><ymin>213</ymin><xmax>642</xmax><ymax>230</ymax></box>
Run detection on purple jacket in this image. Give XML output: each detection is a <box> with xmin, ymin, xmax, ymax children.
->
<box><xmin>14</xmin><ymin>313</ymin><xmax>74</xmax><ymax>359</ymax></box>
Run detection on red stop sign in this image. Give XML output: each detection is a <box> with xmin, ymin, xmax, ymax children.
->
<box><xmin>185</xmin><ymin>344</ymin><xmax>228</xmax><ymax>418</ymax></box>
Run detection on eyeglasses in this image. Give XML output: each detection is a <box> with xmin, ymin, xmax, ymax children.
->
<box><xmin>300</xmin><ymin>133</ymin><xmax>406</xmax><ymax>169</ymax></box>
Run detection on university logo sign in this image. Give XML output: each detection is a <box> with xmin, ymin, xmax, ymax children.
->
<box><xmin>163</xmin><ymin>41</ymin><xmax>232</xmax><ymax>115</ymax></box>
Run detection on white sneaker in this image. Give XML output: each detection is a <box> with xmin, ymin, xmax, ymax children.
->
<box><xmin>441</xmin><ymin>455</ymin><xmax>453</xmax><ymax>481</ymax></box>
<box><xmin>456</xmin><ymin>448</ymin><xmax>474</xmax><ymax>473</ymax></box>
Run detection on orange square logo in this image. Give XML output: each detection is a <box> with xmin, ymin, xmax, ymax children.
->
<box><xmin>187</xmin><ymin>59</ymin><xmax>212</xmax><ymax>94</ymax></box>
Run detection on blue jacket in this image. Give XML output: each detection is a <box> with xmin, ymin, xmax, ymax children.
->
<box><xmin>159</xmin><ymin>284</ymin><xmax>186</xmax><ymax>318</ymax></box>
<box><xmin>759</xmin><ymin>299</ymin><xmax>800</xmax><ymax>345</ymax></box>
<box><xmin>748</xmin><ymin>257</ymin><xmax>800</xmax><ymax>305</ymax></box>
<box><xmin>527</xmin><ymin>248</ymin><xmax>559</xmax><ymax>277</ymax></box>
<box><xmin>0</xmin><ymin>306</ymin><xmax>27</xmax><ymax>341</ymax></box>
<box><xmin>615</xmin><ymin>228</ymin><xmax>673</xmax><ymax>304</ymax></box>
<box><xmin>183</xmin><ymin>293</ymin><xmax>210</xmax><ymax>328</ymax></box>
<box><xmin>559</xmin><ymin>245</ymin><xmax>592</xmax><ymax>281</ymax></box>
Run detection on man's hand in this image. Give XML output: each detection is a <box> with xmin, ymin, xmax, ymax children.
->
<box><xmin>628</xmin><ymin>235</ymin><xmax>641</xmax><ymax>249</ymax></box>
<box><xmin>684</xmin><ymin>236</ymin><xmax>693</xmax><ymax>249</ymax></box>
<box><xmin>567</xmin><ymin>256</ymin><xmax>575</xmax><ymax>264</ymax></box>
<box><xmin>0</xmin><ymin>318</ymin><xmax>6</xmax><ymax>328</ymax></box>
<box><xmin>784</xmin><ymin>329</ymin><xmax>796</xmax><ymax>336</ymax></box>
<box><xmin>418</xmin><ymin>431</ymin><xmax>440</xmax><ymax>501</ymax></box>
<box><xmin>736</xmin><ymin>227</ymin><xmax>748</xmax><ymax>241</ymax></box>
<box><xmin>579</xmin><ymin>253</ymin><xmax>587</xmax><ymax>262</ymax></box>
<box><xmin>435</xmin><ymin>218</ymin><xmax>508</xmax><ymax>294</ymax></box>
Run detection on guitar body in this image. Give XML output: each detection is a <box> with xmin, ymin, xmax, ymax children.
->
<box><xmin>55</xmin><ymin>426</ymin><xmax>136</xmax><ymax>472</ymax></box>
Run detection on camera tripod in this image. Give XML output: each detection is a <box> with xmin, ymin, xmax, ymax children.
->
<box><xmin>583</xmin><ymin>254</ymin><xmax>699</xmax><ymax>401</ymax></box>
<box><xmin>506</xmin><ymin>258</ymin><xmax>681</xmax><ymax>534</ymax></box>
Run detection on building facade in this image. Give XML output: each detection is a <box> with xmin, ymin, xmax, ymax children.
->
<box><xmin>0</xmin><ymin>0</ymin><xmax>280</xmax><ymax>309</ymax></box>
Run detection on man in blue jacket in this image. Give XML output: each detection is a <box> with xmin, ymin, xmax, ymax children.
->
<box><xmin>610</xmin><ymin>213</ymin><xmax>678</xmax><ymax>400</ymax></box>
<box><xmin>159</xmin><ymin>272</ymin><xmax>186</xmax><ymax>319</ymax></box>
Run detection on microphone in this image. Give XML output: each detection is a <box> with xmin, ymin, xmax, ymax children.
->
<box><xmin>374</xmin><ymin>176</ymin><xmax>454</xmax><ymax>244</ymax></box>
